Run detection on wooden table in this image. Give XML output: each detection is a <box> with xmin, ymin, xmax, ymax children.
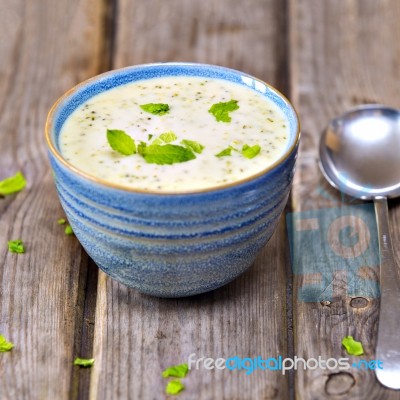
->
<box><xmin>1</xmin><ymin>0</ymin><xmax>400</xmax><ymax>399</ymax></box>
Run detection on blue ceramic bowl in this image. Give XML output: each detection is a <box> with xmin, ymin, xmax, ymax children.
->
<box><xmin>45</xmin><ymin>63</ymin><xmax>300</xmax><ymax>297</ymax></box>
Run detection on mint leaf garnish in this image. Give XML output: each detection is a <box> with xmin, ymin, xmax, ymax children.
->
<box><xmin>151</xmin><ymin>137</ymin><xmax>163</xmax><ymax>146</ymax></box>
<box><xmin>215</xmin><ymin>147</ymin><xmax>233</xmax><ymax>157</ymax></box>
<box><xmin>107</xmin><ymin>129</ymin><xmax>136</xmax><ymax>155</ymax></box>
<box><xmin>159</xmin><ymin>132</ymin><xmax>177</xmax><ymax>143</ymax></box>
<box><xmin>0</xmin><ymin>172</ymin><xmax>26</xmax><ymax>196</ymax></box>
<box><xmin>140</xmin><ymin>103</ymin><xmax>170</xmax><ymax>116</ymax></box>
<box><xmin>58</xmin><ymin>218</ymin><xmax>73</xmax><ymax>234</ymax></box>
<box><xmin>137</xmin><ymin>141</ymin><xmax>147</xmax><ymax>156</ymax></box>
<box><xmin>65</xmin><ymin>225</ymin><xmax>74</xmax><ymax>235</ymax></box>
<box><xmin>162</xmin><ymin>363</ymin><xmax>189</xmax><ymax>378</ymax></box>
<box><xmin>208</xmin><ymin>100</ymin><xmax>239</xmax><ymax>122</ymax></box>
<box><xmin>165</xmin><ymin>379</ymin><xmax>185</xmax><ymax>395</ymax></box>
<box><xmin>0</xmin><ymin>335</ymin><xmax>14</xmax><ymax>352</ymax></box>
<box><xmin>181</xmin><ymin>139</ymin><xmax>204</xmax><ymax>154</ymax></box>
<box><xmin>74</xmin><ymin>357</ymin><xmax>95</xmax><ymax>367</ymax></box>
<box><xmin>242</xmin><ymin>144</ymin><xmax>261</xmax><ymax>159</ymax></box>
<box><xmin>342</xmin><ymin>336</ymin><xmax>364</xmax><ymax>356</ymax></box>
<box><xmin>8</xmin><ymin>240</ymin><xmax>25</xmax><ymax>254</ymax></box>
<box><xmin>142</xmin><ymin>144</ymin><xmax>196</xmax><ymax>165</ymax></box>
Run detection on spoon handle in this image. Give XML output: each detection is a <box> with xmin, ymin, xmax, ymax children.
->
<box><xmin>374</xmin><ymin>197</ymin><xmax>400</xmax><ymax>389</ymax></box>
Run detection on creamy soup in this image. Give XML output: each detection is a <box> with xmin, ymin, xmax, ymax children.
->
<box><xmin>59</xmin><ymin>76</ymin><xmax>290</xmax><ymax>192</ymax></box>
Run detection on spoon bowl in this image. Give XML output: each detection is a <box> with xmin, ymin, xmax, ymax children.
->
<box><xmin>319</xmin><ymin>104</ymin><xmax>400</xmax><ymax>390</ymax></box>
<box><xmin>319</xmin><ymin>104</ymin><xmax>400</xmax><ymax>199</ymax></box>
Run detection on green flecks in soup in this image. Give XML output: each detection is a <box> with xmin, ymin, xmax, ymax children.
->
<box><xmin>59</xmin><ymin>76</ymin><xmax>290</xmax><ymax>192</ymax></box>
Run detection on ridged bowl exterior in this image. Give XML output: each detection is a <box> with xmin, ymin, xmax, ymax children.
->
<box><xmin>46</xmin><ymin>63</ymin><xmax>299</xmax><ymax>297</ymax></box>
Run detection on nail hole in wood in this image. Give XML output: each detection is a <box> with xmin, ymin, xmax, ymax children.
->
<box><xmin>325</xmin><ymin>372</ymin><xmax>355</xmax><ymax>395</ymax></box>
<box><xmin>320</xmin><ymin>300</ymin><xmax>331</xmax><ymax>307</ymax></box>
<box><xmin>350</xmin><ymin>297</ymin><xmax>369</xmax><ymax>308</ymax></box>
<box><xmin>155</xmin><ymin>330</ymin><xmax>166</xmax><ymax>339</ymax></box>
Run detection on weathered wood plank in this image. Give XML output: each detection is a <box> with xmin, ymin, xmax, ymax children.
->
<box><xmin>90</xmin><ymin>1</ymin><xmax>291</xmax><ymax>399</ymax></box>
<box><xmin>0</xmin><ymin>1</ymin><xmax>105</xmax><ymax>398</ymax></box>
<box><xmin>289</xmin><ymin>0</ymin><xmax>400</xmax><ymax>398</ymax></box>
<box><xmin>91</xmin><ymin>222</ymin><xmax>291</xmax><ymax>400</ymax></box>
<box><xmin>113</xmin><ymin>0</ymin><xmax>288</xmax><ymax>89</ymax></box>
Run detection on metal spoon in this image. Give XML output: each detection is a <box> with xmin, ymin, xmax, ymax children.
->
<box><xmin>319</xmin><ymin>104</ymin><xmax>400</xmax><ymax>390</ymax></box>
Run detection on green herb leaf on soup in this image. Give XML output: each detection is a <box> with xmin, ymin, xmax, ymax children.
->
<box><xmin>57</xmin><ymin>218</ymin><xmax>66</xmax><ymax>225</ymax></box>
<box><xmin>0</xmin><ymin>335</ymin><xmax>14</xmax><ymax>352</ymax></box>
<box><xmin>159</xmin><ymin>131</ymin><xmax>177</xmax><ymax>143</ymax></box>
<box><xmin>8</xmin><ymin>240</ymin><xmax>25</xmax><ymax>254</ymax></box>
<box><xmin>0</xmin><ymin>172</ymin><xmax>26</xmax><ymax>196</ymax></box>
<box><xmin>162</xmin><ymin>363</ymin><xmax>189</xmax><ymax>378</ymax></box>
<box><xmin>137</xmin><ymin>141</ymin><xmax>147</xmax><ymax>156</ymax></box>
<box><xmin>208</xmin><ymin>100</ymin><xmax>239</xmax><ymax>122</ymax></box>
<box><xmin>215</xmin><ymin>147</ymin><xmax>233</xmax><ymax>158</ymax></box>
<box><xmin>342</xmin><ymin>336</ymin><xmax>364</xmax><ymax>356</ymax></box>
<box><xmin>140</xmin><ymin>103</ymin><xmax>170</xmax><ymax>116</ymax></box>
<box><xmin>74</xmin><ymin>357</ymin><xmax>95</xmax><ymax>367</ymax></box>
<box><xmin>107</xmin><ymin>129</ymin><xmax>136</xmax><ymax>155</ymax></box>
<box><xmin>181</xmin><ymin>139</ymin><xmax>205</xmax><ymax>154</ymax></box>
<box><xmin>165</xmin><ymin>379</ymin><xmax>185</xmax><ymax>395</ymax></box>
<box><xmin>65</xmin><ymin>225</ymin><xmax>74</xmax><ymax>235</ymax></box>
<box><xmin>151</xmin><ymin>137</ymin><xmax>163</xmax><ymax>146</ymax></box>
<box><xmin>142</xmin><ymin>144</ymin><xmax>196</xmax><ymax>165</ymax></box>
<box><xmin>242</xmin><ymin>144</ymin><xmax>261</xmax><ymax>159</ymax></box>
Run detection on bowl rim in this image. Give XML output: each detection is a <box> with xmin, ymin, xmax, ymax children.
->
<box><xmin>45</xmin><ymin>62</ymin><xmax>301</xmax><ymax>195</ymax></box>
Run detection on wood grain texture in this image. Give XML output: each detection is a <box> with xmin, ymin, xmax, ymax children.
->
<box><xmin>3</xmin><ymin>0</ymin><xmax>399</xmax><ymax>398</ymax></box>
<box><xmin>289</xmin><ymin>0</ymin><xmax>400</xmax><ymax>398</ymax></box>
<box><xmin>90</xmin><ymin>1</ymin><xmax>291</xmax><ymax>399</ymax></box>
<box><xmin>0</xmin><ymin>0</ymin><xmax>105</xmax><ymax>398</ymax></box>
<box><xmin>91</xmin><ymin>221</ymin><xmax>290</xmax><ymax>400</ymax></box>
<box><xmin>113</xmin><ymin>0</ymin><xmax>289</xmax><ymax>93</ymax></box>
